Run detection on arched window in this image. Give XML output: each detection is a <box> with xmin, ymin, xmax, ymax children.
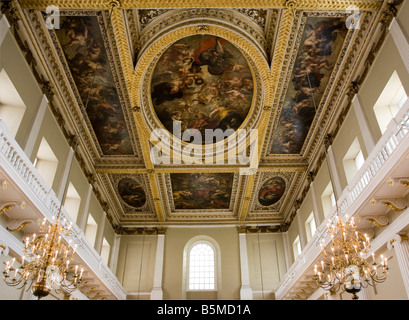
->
<box><xmin>188</xmin><ymin>242</ymin><xmax>216</xmax><ymax>290</ymax></box>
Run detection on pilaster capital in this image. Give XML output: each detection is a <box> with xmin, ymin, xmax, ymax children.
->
<box><xmin>387</xmin><ymin>233</ymin><xmax>409</xmax><ymax>250</ymax></box>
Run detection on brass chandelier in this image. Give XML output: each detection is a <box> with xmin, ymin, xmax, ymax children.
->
<box><xmin>3</xmin><ymin>215</ymin><xmax>84</xmax><ymax>299</ymax></box>
<box><xmin>313</xmin><ymin>213</ymin><xmax>389</xmax><ymax>299</ymax></box>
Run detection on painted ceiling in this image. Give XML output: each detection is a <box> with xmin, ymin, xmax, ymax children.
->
<box><xmin>15</xmin><ymin>0</ymin><xmax>388</xmax><ymax>233</ymax></box>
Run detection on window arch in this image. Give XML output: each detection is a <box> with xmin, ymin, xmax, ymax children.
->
<box><xmin>182</xmin><ymin>235</ymin><xmax>221</xmax><ymax>297</ymax></box>
<box><xmin>188</xmin><ymin>242</ymin><xmax>216</xmax><ymax>290</ymax></box>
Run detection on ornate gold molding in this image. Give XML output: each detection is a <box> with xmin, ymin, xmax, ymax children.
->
<box><xmin>110</xmin><ymin>7</ymin><xmax>133</xmax><ymax>95</ymax></box>
<box><xmin>383</xmin><ymin>201</ymin><xmax>407</xmax><ymax>212</ymax></box>
<box><xmin>373</xmin><ymin>197</ymin><xmax>408</xmax><ymax>212</ymax></box>
<box><xmin>0</xmin><ymin>201</ymin><xmax>25</xmax><ymax>215</ymax></box>
<box><xmin>6</xmin><ymin>220</ymin><xmax>33</xmax><ymax>232</ymax></box>
<box><xmin>95</xmin><ymin>166</ymin><xmax>306</xmax><ymax>174</ymax></box>
<box><xmin>390</xmin><ymin>177</ymin><xmax>409</xmax><ymax>188</ymax></box>
<box><xmin>363</xmin><ymin>215</ymin><xmax>389</xmax><ymax>228</ymax></box>
<box><xmin>19</xmin><ymin>0</ymin><xmax>383</xmax><ymax>11</ymax></box>
<box><xmin>0</xmin><ymin>205</ymin><xmax>13</xmax><ymax>216</ymax></box>
<box><xmin>0</xmin><ymin>180</ymin><xmax>7</xmax><ymax>190</ymax></box>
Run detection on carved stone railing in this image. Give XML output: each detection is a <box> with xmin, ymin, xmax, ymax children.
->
<box><xmin>275</xmin><ymin>98</ymin><xmax>409</xmax><ymax>299</ymax></box>
<box><xmin>0</xmin><ymin>120</ymin><xmax>126</xmax><ymax>300</ymax></box>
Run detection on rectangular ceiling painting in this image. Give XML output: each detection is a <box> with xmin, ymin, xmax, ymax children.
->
<box><xmin>170</xmin><ymin>173</ymin><xmax>234</xmax><ymax>210</ymax></box>
<box><xmin>270</xmin><ymin>16</ymin><xmax>348</xmax><ymax>155</ymax></box>
<box><xmin>55</xmin><ymin>15</ymin><xmax>133</xmax><ymax>156</ymax></box>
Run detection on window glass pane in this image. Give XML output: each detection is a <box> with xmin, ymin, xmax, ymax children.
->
<box><xmin>330</xmin><ymin>192</ymin><xmax>336</xmax><ymax>208</ymax></box>
<box><xmin>188</xmin><ymin>243</ymin><xmax>215</xmax><ymax>290</ymax></box>
<box><xmin>354</xmin><ymin>150</ymin><xmax>364</xmax><ymax>170</ymax></box>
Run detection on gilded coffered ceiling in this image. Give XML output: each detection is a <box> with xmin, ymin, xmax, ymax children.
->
<box><xmin>5</xmin><ymin>0</ymin><xmax>395</xmax><ymax>233</ymax></box>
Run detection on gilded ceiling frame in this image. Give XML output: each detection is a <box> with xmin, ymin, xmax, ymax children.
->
<box><xmin>19</xmin><ymin>0</ymin><xmax>383</xmax><ymax>11</ymax></box>
<box><xmin>16</xmin><ymin>0</ymin><xmax>384</xmax><ymax>227</ymax></box>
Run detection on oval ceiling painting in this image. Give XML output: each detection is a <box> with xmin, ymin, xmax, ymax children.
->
<box><xmin>118</xmin><ymin>178</ymin><xmax>147</xmax><ymax>208</ymax></box>
<box><xmin>258</xmin><ymin>176</ymin><xmax>286</xmax><ymax>207</ymax></box>
<box><xmin>151</xmin><ymin>35</ymin><xmax>254</xmax><ymax>144</ymax></box>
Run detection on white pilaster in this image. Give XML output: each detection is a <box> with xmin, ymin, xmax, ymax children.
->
<box><xmin>23</xmin><ymin>95</ymin><xmax>48</xmax><ymax>159</ymax></box>
<box><xmin>56</xmin><ymin>147</ymin><xmax>74</xmax><ymax>201</ymax></box>
<box><xmin>309</xmin><ymin>181</ymin><xmax>322</xmax><ymax>227</ymax></box>
<box><xmin>296</xmin><ymin>210</ymin><xmax>307</xmax><ymax>249</ymax></box>
<box><xmin>77</xmin><ymin>184</ymin><xmax>93</xmax><ymax>231</ymax></box>
<box><xmin>326</xmin><ymin>145</ymin><xmax>343</xmax><ymax>199</ymax></box>
<box><xmin>389</xmin><ymin>18</ymin><xmax>409</xmax><ymax>74</ymax></box>
<box><xmin>151</xmin><ymin>233</ymin><xmax>165</xmax><ymax>300</ymax></box>
<box><xmin>387</xmin><ymin>234</ymin><xmax>409</xmax><ymax>298</ymax></box>
<box><xmin>0</xmin><ymin>15</ymin><xmax>10</xmax><ymax>46</ymax></box>
<box><xmin>283</xmin><ymin>232</ymin><xmax>292</xmax><ymax>270</ymax></box>
<box><xmin>352</xmin><ymin>94</ymin><xmax>376</xmax><ymax>154</ymax></box>
<box><xmin>239</xmin><ymin>232</ymin><xmax>253</xmax><ymax>300</ymax></box>
<box><xmin>94</xmin><ymin>211</ymin><xmax>106</xmax><ymax>254</ymax></box>
<box><xmin>109</xmin><ymin>234</ymin><xmax>121</xmax><ymax>274</ymax></box>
